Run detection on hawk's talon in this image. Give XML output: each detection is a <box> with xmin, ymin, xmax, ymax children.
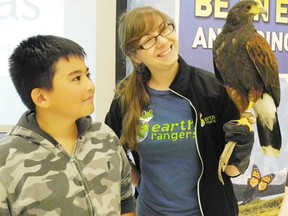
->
<box><xmin>236</xmin><ymin>117</ymin><xmax>253</xmax><ymax>132</ymax></box>
<box><xmin>238</xmin><ymin>110</ymin><xmax>256</xmax><ymax>131</ymax></box>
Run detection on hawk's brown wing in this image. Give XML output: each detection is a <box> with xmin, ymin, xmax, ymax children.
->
<box><xmin>246</xmin><ymin>35</ymin><xmax>280</xmax><ymax>107</ymax></box>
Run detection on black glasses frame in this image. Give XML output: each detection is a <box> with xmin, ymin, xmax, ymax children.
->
<box><xmin>139</xmin><ymin>23</ymin><xmax>175</xmax><ymax>50</ymax></box>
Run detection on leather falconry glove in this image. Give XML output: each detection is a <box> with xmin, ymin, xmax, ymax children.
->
<box><xmin>224</xmin><ymin>120</ymin><xmax>254</xmax><ymax>174</ymax></box>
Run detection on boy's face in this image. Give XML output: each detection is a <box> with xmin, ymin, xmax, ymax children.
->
<box><xmin>45</xmin><ymin>56</ymin><xmax>95</xmax><ymax>120</ymax></box>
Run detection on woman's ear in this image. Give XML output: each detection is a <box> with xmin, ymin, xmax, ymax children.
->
<box><xmin>31</xmin><ymin>88</ymin><xmax>49</xmax><ymax>108</ymax></box>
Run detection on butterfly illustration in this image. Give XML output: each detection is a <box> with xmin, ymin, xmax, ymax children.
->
<box><xmin>247</xmin><ymin>164</ymin><xmax>275</xmax><ymax>192</ymax></box>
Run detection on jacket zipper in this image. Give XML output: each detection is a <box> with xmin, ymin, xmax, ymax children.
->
<box><xmin>70</xmin><ymin>155</ymin><xmax>95</xmax><ymax>216</ymax></box>
<box><xmin>58</xmin><ymin>141</ymin><xmax>95</xmax><ymax>216</ymax></box>
<box><xmin>169</xmin><ymin>89</ymin><xmax>205</xmax><ymax>216</ymax></box>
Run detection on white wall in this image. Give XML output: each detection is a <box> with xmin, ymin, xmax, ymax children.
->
<box><xmin>95</xmin><ymin>0</ymin><xmax>116</xmax><ymax>122</ymax></box>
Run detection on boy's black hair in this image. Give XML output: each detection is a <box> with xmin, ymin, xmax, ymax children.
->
<box><xmin>9</xmin><ymin>35</ymin><xmax>86</xmax><ymax>110</ymax></box>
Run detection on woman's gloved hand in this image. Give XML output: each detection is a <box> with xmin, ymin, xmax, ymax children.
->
<box><xmin>223</xmin><ymin>120</ymin><xmax>254</xmax><ymax>174</ymax></box>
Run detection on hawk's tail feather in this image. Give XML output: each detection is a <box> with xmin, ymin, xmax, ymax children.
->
<box><xmin>256</xmin><ymin>113</ymin><xmax>281</xmax><ymax>157</ymax></box>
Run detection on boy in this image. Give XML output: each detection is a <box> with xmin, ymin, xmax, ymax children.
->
<box><xmin>0</xmin><ymin>35</ymin><xmax>135</xmax><ymax>216</ymax></box>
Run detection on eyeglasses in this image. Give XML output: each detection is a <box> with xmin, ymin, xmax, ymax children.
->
<box><xmin>138</xmin><ymin>23</ymin><xmax>175</xmax><ymax>50</ymax></box>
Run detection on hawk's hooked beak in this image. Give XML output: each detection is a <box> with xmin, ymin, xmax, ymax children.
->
<box><xmin>254</xmin><ymin>0</ymin><xmax>267</xmax><ymax>15</ymax></box>
<box><xmin>251</xmin><ymin>1</ymin><xmax>267</xmax><ymax>16</ymax></box>
<box><xmin>260</xmin><ymin>7</ymin><xmax>267</xmax><ymax>16</ymax></box>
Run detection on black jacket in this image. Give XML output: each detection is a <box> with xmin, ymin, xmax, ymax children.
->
<box><xmin>105</xmin><ymin>56</ymin><xmax>241</xmax><ymax>216</ymax></box>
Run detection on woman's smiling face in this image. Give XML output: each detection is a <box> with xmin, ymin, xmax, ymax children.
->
<box><xmin>133</xmin><ymin>20</ymin><xmax>179</xmax><ymax>72</ymax></box>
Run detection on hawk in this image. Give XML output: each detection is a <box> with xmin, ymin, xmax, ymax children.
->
<box><xmin>213</xmin><ymin>0</ymin><xmax>281</xmax><ymax>178</ymax></box>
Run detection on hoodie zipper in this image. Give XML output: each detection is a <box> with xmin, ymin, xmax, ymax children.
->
<box><xmin>169</xmin><ymin>89</ymin><xmax>205</xmax><ymax>216</ymax></box>
<box><xmin>58</xmin><ymin>141</ymin><xmax>95</xmax><ymax>216</ymax></box>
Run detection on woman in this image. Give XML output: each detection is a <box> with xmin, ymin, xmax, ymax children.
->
<box><xmin>105</xmin><ymin>6</ymin><xmax>254</xmax><ymax>216</ymax></box>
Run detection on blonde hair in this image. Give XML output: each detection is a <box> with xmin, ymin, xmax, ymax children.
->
<box><xmin>116</xmin><ymin>6</ymin><xmax>174</xmax><ymax>150</ymax></box>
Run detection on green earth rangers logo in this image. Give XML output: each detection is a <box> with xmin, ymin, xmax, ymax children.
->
<box><xmin>199</xmin><ymin>113</ymin><xmax>216</xmax><ymax>127</ymax></box>
<box><xmin>150</xmin><ymin>119</ymin><xmax>196</xmax><ymax>141</ymax></box>
<box><xmin>137</xmin><ymin>110</ymin><xmax>217</xmax><ymax>142</ymax></box>
<box><xmin>137</xmin><ymin>109</ymin><xmax>154</xmax><ymax>142</ymax></box>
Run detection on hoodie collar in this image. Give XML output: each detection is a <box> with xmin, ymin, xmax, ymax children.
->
<box><xmin>14</xmin><ymin>110</ymin><xmax>91</xmax><ymax>146</ymax></box>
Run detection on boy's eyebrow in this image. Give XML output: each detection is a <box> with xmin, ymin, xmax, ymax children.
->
<box><xmin>68</xmin><ymin>67</ymin><xmax>89</xmax><ymax>76</ymax></box>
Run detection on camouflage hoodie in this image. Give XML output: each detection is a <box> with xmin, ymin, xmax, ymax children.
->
<box><xmin>0</xmin><ymin>111</ymin><xmax>135</xmax><ymax>216</ymax></box>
